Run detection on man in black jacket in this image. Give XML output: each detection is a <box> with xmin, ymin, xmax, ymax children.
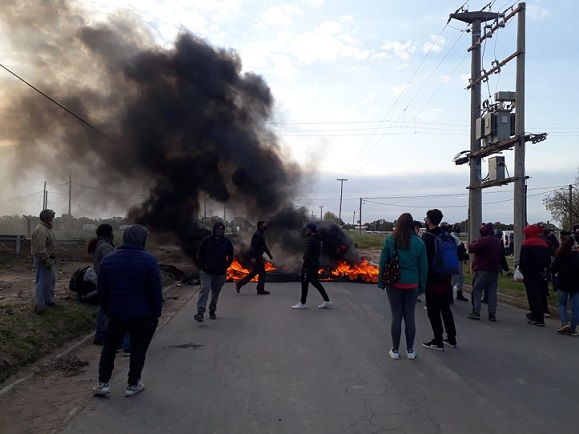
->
<box><xmin>194</xmin><ymin>222</ymin><xmax>234</xmax><ymax>322</ymax></box>
<box><xmin>292</xmin><ymin>223</ymin><xmax>332</xmax><ymax>309</ymax></box>
<box><xmin>236</xmin><ymin>221</ymin><xmax>273</xmax><ymax>295</ymax></box>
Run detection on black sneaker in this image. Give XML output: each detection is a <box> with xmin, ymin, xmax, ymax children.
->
<box><xmin>257</xmin><ymin>290</ymin><xmax>270</xmax><ymax>295</ymax></box>
<box><xmin>421</xmin><ymin>340</ymin><xmax>444</xmax><ymax>351</ymax></box>
<box><xmin>527</xmin><ymin>320</ymin><xmax>545</xmax><ymax>327</ymax></box>
<box><xmin>456</xmin><ymin>293</ymin><xmax>469</xmax><ymax>302</ymax></box>
<box><xmin>525</xmin><ymin>312</ymin><xmax>532</xmax><ymax>319</ymax></box>
<box><xmin>443</xmin><ymin>338</ymin><xmax>457</xmax><ymax>348</ymax></box>
<box><xmin>488</xmin><ymin>314</ymin><xmax>497</xmax><ymax>322</ymax></box>
<box><xmin>209</xmin><ymin>312</ymin><xmax>217</xmax><ymax>320</ymax></box>
<box><xmin>235</xmin><ymin>281</ymin><xmax>241</xmax><ymax>294</ymax></box>
<box><xmin>468</xmin><ymin>312</ymin><xmax>480</xmax><ymax>320</ymax></box>
<box><xmin>194</xmin><ymin>313</ymin><xmax>204</xmax><ymax>322</ymax></box>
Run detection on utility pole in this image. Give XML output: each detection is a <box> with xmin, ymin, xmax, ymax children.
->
<box><xmin>359</xmin><ymin>198</ymin><xmax>363</xmax><ymax>234</ymax></box>
<box><xmin>449</xmin><ymin>9</ymin><xmax>500</xmax><ymax>248</ymax></box>
<box><xmin>68</xmin><ymin>176</ymin><xmax>72</xmax><ymax>216</ymax></box>
<box><xmin>336</xmin><ymin>178</ymin><xmax>348</xmax><ymax>226</ymax></box>
<box><xmin>319</xmin><ymin>205</ymin><xmax>324</xmax><ymax>221</ymax></box>
<box><xmin>513</xmin><ymin>3</ymin><xmax>526</xmax><ymax>260</ymax></box>
<box><xmin>42</xmin><ymin>181</ymin><xmax>47</xmax><ymax>209</ymax></box>
<box><xmin>353</xmin><ymin>210</ymin><xmax>356</xmax><ymax>226</ymax></box>
<box><xmin>570</xmin><ymin>184</ymin><xmax>574</xmax><ymax>231</ymax></box>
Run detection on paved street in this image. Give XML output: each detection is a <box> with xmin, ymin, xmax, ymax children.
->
<box><xmin>63</xmin><ymin>281</ymin><xmax>578</xmax><ymax>433</ymax></box>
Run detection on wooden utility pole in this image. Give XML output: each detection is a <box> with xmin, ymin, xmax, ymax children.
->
<box><xmin>337</xmin><ymin>178</ymin><xmax>347</xmax><ymax>226</ymax></box>
<box><xmin>68</xmin><ymin>176</ymin><xmax>72</xmax><ymax>216</ymax></box>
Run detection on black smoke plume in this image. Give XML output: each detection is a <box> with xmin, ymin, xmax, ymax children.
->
<box><xmin>0</xmin><ymin>2</ymin><xmax>362</xmax><ymax>267</ymax></box>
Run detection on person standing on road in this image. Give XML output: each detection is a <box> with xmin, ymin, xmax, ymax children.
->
<box><xmin>292</xmin><ymin>223</ymin><xmax>332</xmax><ymax>310</ymax></box>
<box><xmin>467</xmin><ymin>222</ymin><xmax>510</xmax><ymax>322</ymax></box>
<box><xmin>520</xmin><ymin>224</ymin><xmax>551</xmax><ymax>327</ymax></box>
<box><xmin>88</xmin><ymin>224</ymin><xmax>131</xmax><ymax>355</ymax></box>
<box><xmin>413</xmin><ymin>220</ymin><xmax>424</xmax><ymax>303</ymax></box>
<box><xmin>92</xmin><ymin>224</ymin><xmax>162</xmax><ymax>398</ymax></box>
<box><xmin>236</xmin><ymin>220</ymin><xmax>273</xmax><ymax>295</ymax></box>
<box><xmin>378</xmin><ymin>213</ymin><xmax>427</xmax><ymax>360</ymax></box>
<box><xmin>31</xmin><ymin>209</ymin><xmax>57</xmax><ymax>314</ymax></box>
<box><xmin>194</xmin><ymin>222</ymin><xmax>234</xmax><ymax>322</ymax></box>
<box><xmin>551</xmin><ymin>236</ymin><xmax>579</xmax><ymax>335</ymax></box>
<box><xmin>450</xmin><ymin>225</ymin><xmax>469</xmax><ymax>302</ymax></box>
<box><xmin>421</xmin><ymin>209</ymin><xmax>458</xmax><ymax>351</ymax></box>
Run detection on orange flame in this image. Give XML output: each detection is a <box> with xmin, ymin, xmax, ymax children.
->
<box><xmin>227</xmin><ymin>258</ymin><xmax>275</xmax><ymax>282</ymax></box>
<box><xmin>326</xmin><ymin>259</ymin><xmax>378</xmax><ymax>283</ymax></box>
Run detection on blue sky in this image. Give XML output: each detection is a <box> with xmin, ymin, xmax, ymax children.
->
<box><xmin>1</xmin><ymin>0</ymin><xmax>577</xmax><ymax>226</ymax></box>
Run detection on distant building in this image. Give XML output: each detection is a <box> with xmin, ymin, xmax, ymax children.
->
<box><xmin>82</xmin><ymin>224</ymin><xmax>96</xmax><ymax>231</ymax></box>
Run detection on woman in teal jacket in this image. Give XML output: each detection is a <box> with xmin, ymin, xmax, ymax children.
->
<box><xmin>378</xmin><ymin>213</ymin><xmax>428</xmax><ymax>360</ymax></box>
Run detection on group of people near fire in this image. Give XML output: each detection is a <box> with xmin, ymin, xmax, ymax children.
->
<box><xmin>29</xmin><ymin>206</ymin><xmax>579</xmax><ymax>396</ymax></box>
<box><xmin>377</xmin><ymin>209</ymin><xmax>579</xmax><ymax>360</ymax></box>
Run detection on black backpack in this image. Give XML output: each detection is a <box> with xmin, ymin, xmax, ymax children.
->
<box><xmin>69</xmin><ymin>266</ymin><xmax>98</xmax><ymax>304</ymax></box>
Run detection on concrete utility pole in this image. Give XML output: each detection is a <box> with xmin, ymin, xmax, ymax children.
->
<box><xmin>359</xmin><ymin>198</ymin><xmax>363</xmax><ymax>234</ymax></box>
<box><xmin>42</xmin><ymin>181</ymin><xmax>47</xmax><ymax>210</ymax></box>
<box><xmin>336</xmin><ymin>178</ymin><xmax>347</xmax><ymax>226</ymax></box>
<box><xmin>319</xmin><ymin>205</ymin><xmax>324</xmax><ymax>221</ymax></box>
<box><xmin>68</xmin><ymin>176</ymin><xmax>72</xmax><ymax>216</ymax></box>
<box><xmin>353</xmin><ymin>210</ymin><xmax>356</xmax><ymax>226</ymax></box>
<box><xmin>449</xmin><ymin>9</ymin><xmax>500</xmax><ymax>247</ymax></box>
<box><xmin>512</xmin><ymin>3</ymin><xmax>526</xmax><ymax>260</ymax></box>
<box><xmin>570</xmin><ymin>185</ymin><xmax>574</xmax><ymax>231</ymax></box>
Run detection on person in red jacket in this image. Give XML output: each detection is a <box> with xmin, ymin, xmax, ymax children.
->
<box><xmin>520</xmin><ymin>224</ymin><xmax>551</xmax><ymax>327</ymax></box>
<box><xmin>467</xmin><ymin>222</ymin><xmax>510</xmax><ymax>322</ymax></box>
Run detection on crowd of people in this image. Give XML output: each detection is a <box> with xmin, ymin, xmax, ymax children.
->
<box><xmin>28</xmin><ymin>206</ymin><xmax>579</xmax><ymax>394</ymax></box>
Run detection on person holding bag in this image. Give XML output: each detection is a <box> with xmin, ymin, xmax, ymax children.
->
<box><xmin>378</xmin><ymin>213</ymin><xmax>428</xmax><ymax>360</ymax></box>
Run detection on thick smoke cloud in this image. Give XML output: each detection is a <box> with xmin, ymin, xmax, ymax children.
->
<box><xmin>0</xmin><ymin>1</ymin><xmax>362</xmax><ymax>266</ymax></box>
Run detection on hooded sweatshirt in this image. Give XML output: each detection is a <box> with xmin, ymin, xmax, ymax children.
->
<box><xmin>519</xmin><ymin>225</ymin><xmax>551</xmax><ymax>280</ymax></box>
<box><xmin>197</xmin><ymin>222</ymin><xmax>234</xmax><ymax>275</ymax></box>
<box><xmin>468</xmin><ymin>222</ymin><xmax>509</xmax><ymax>272</ymax></box>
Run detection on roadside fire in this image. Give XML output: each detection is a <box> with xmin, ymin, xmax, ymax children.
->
<box><xmin>226</xmin><ymin>257</ymin><xmax>378</xmax><ymax>283</ymax></box>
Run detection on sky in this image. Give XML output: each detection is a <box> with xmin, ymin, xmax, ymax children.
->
<box><xmin>0</xmin><ymin>0</ymin><xmax>577</xmax><ymax>226</ymax></box>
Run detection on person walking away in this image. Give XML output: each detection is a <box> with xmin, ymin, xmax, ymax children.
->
<box><xmin>236</xmin><ymin>221</ymin><xmax>273</xmax><ymax>295</ymax></box>
<box><xmin>378</xmin><ymin>213</ymin><xmax>427</xmax><ymax>360</ymax></box>
<box><xmin>194</xmin><ymin>222</ymin><xmax>234</xmax><ymax>322</ymax></box>
<box><xmin>31</xmin><ymin>209</ymin><xmax>57</xmax><ymax>314</ymax></box>
<box><xmin>519</xmin><ymin>224</ymin><xmax>551</xmax><ymax>327</ymax></box>
<box><xmin>450</xmin><ymin>225</ymin><xmax>469</xmax><ymax>302</ymax></box>
<box><xmin>88</xmin><ymin>224</ymin><xmax>131</xmax><ymax>355</ymax></box>
<box><xmin>92</xmin><ymin>225</ymin><xmax>163</xmax><ymax>397</ymax></box>
<box><xmin>292</xmin><ymin>223</ymin><xmax>332</xmax><ymax>309</ymax></box>
<box><xmin>467</xmin><ymin>222</ymin><xmax>510</xmax><ymax>322</ymax></box>
<box><xmin>421</xmin><ymin>209</ymin><xmax>458</xmax><ymax>350</ymax></box>
<box><xmin>551</xmin><ymin>236</ymin><xmax>579</xmax><ymax>335</ymax></box>
<box><xmin>539</xmin><ymin>227</ymin><xmax>559</xmax><ymax>318</ymax></box>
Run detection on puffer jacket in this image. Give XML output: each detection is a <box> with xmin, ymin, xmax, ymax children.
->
<box><xmin>97</xmin><ymin>243</ymin><xmax>163</xmax><ymax>319</ymax></box>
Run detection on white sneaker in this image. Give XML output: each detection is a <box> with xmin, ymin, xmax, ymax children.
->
<box><xmin>292</xmin><ymin>302</ymin><xmax>307</xmax><ymax>309</ymax></box>
<box><xmin>389</xmin><ymin>349</ymin><xmax>400</xmax><ymax>360</ymax></box>
<box><xmin>318</xmin><ymin>301</ymin><xmax>332</xmax><ymax>309</ymax></box>
<box><xmin>125</xmin><ymin>381</ymin><xmax>145</xmax><ymax>397</ymax></box>
<box><xmin>92</xmin><ymin>382</ymin><xmax>110</xmax><ymax>395</ymax></box>
<box><xmin>406</xmin><ymin>350</ymin><xmax>416</xmax><ymax>360</ymax></box>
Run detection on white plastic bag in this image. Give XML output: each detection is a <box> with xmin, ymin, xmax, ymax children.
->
<box><xmin>513</xmin><ymin>266</ymin><xmax>524</xmax><ymax>282</ymax></box>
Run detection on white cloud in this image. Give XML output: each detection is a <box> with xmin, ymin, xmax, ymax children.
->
<box><xmin>527</xmin><ymin>5</ymin><xmax>549</xmax><ymax>20</ymax></box>
<box><xmin>392</xmin><ymin>83</ymin><xmax>410</xmax><ymax>96</ymax></box>
<box><xmin>421</xmin><ymin>34</ymin><xmax>445</xmax><ymax>53</ymax></box>
<box><xmin>254</xmin><ymin>4</ymin><xmax>304</xmax><ymax>28</ymax></box>
<box><xmin>380</xmin><ymin>40</ymin><xmax>416</xmax><ymax>61</ymax></box>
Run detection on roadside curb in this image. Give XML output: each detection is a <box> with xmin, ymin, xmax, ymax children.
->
<box><xmin>0</xmin><ymin>282</ymin><xmax>198</xmax><ymax>398</ymax></box>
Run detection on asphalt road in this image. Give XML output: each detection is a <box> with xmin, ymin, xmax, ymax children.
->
<box><xmin>62</xmin><ymin>281</ymin><xmax>578</xmax><ymax>434</ymax></box>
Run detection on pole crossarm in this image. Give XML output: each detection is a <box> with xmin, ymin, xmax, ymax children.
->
<box><xmin>466</xmin><ymin>51</ymin><xmax>520</xmax><ymax>89</ymax></box>
<box><xmin>453</xmin><ymin>133</ymin><xmax>547</xmax><ymax>165</ymax></box>
<box><xmin>467</xmin><ymin>175</ymin><xmax>530</xmax><ymax>190</ymax></box>
<box><xmin>467</xmin><ymin>5</ymin><xmax>522</xmax><ymax>52</ymax></box>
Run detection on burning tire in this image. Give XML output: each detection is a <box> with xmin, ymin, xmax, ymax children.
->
<box><xmin>265</xmin><ymin>270</ymin><xmax>299</xmax><ymax>282</ymax></box>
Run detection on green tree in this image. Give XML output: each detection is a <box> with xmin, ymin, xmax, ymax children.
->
<box><xmin>323</xmin><ymin>211</ymin><xmax>341</xmax><ymax>225</ymax></box>
<box><xmin>543</xmin><ymin>172</ymin><xmax>579</xmax><ymax>230</ymax></box>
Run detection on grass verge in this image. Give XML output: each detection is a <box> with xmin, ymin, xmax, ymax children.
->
<box><xmin>0</xmin><ymin>300</ymin><xmax>97</xmax><ymax>384</ymax></box>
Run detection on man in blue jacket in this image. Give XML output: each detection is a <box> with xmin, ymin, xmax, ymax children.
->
<box><xmin>92</xmin><ymin>225</ymin><xmax>163</xmax><ymax>398</ymax></box>
<box><xmin>194</xmin><ymin>221</ymin><xmax>234</xmax><ymax>322</ymax></box>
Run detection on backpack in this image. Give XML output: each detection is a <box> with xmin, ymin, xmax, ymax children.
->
<box><xmin>457</xmin><ymin>241</ymin><xmax>468</xmax><ymax>261</ymax></box>
<box><xmin>427</xmin><ymin>232</ymin><xmax>459</xmax><ymax>276</ymax></box>
<box><xmin>69</xmin><ymin>266</ymin><xmax>99</xmax><ymax>304</ymax></box>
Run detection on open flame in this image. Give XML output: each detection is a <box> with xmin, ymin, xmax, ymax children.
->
<box><xmin>226</xmin><ymin>257</ymin><xmax>378</xmax><ymax>283</ymax></box>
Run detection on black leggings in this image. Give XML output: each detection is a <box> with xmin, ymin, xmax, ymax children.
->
<box><xmin>300</xmin><ymin>267</ymin><xmax>329</xmax><ymax>304</ymax></box>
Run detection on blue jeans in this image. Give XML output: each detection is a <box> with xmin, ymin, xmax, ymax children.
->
<box><xmin>558</xmin><ymin>290</ymin><xmax>579</xmax><ymax>331</ymax></box>
<box><xmin>197</xmin><ymin>272</ymin><xmax>226</xmax><ymax>315</ymax></box>
<box><xmin>95</xmin><ymin>307</ymin><xmax>131</xmax><ymax>349</ymax></box>
<box><xmin>34</xmin><ymin>256</ymin><xmax>56</xmax><ymax>306</ymax></box>
<box><xmin>385</xmin><ymin>286</ymin><xmax>419</xmax><ymax>351</ymax></box>
<box><xmin>472</xmin><ymin>270</ymin><xmax>498</xmax><ymax>316</ymax></box>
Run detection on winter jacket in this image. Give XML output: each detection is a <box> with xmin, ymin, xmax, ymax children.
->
<box><xmin>519</xmin><ymin>225</ymin><xmax>551</xmax><ymax>280</ymax></box>
<box><xmin>92</xmin><ymin>237</ymin><xmax>114</xmax><ymax>275</ymax></box>
<box><xmin>551</xmin><ymin>251</ymin><xmax>579</xmax><ymax>292</ymax></box>
<box><xmin>97</xmin><ymin>243</ymin><xmax>163</xmax><ymax>319</ymax></box>
<box><xmin>249</xmin><ymin>228</ymin><xmax>271</xmax><ymax>259</ymax></box>
<box><xmin>31</xmin><ymin>221</ymin><xmax>57</xmax><ymax>260</ymax></box>
<box><xmin>422</xmin><ymin>226</ymin><xmax>452</xmax><ymax>293</ymax></box>
<box><xmin>468</xmin><ymin>223</ymin><xmax>509</xmax><ymax>272</ymax></box>
<box><xmin>303</xmin><ymin>231</ymin><xmax>323</xmax><ymax>268</ymax></box>
<box><xmin>197</xmin><ymin>223</ymin><xmax>234</xmax><ymax>275</ymax></box>
<box><xmin>378</xmin><ymin>234</ymin><xmax>427</xmax><ymax>293</ymax></box>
